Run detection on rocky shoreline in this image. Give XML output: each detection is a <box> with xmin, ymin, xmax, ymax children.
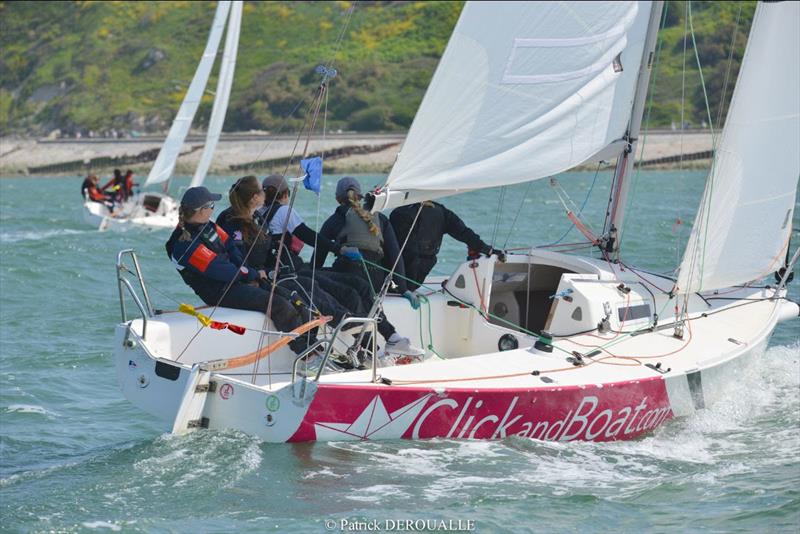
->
<box><xmin>0</xmin><ymin>131</ymin><xmax>713</xmax><ymax>177</ymax></box>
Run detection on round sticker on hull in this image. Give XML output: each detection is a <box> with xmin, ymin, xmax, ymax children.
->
<box><xmin>266</xmin><ymin>395</ymin><xmax>280</xmax><ymax>412</ymax></box>
<box><xmin>219</xmin><ymin>383</ymin><xmax>234</xmax><ymax>400</ymax></box>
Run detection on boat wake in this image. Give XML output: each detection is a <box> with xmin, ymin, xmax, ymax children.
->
<box><xmin>311</xmin><ymin>342</ymin><xmax>799</xmax><ymax>510</ymax></box>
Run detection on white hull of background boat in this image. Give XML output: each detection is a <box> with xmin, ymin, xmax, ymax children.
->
<box><xmin>113</xmin><ymin>252</ymin><xmax>798</xmax><ymax>443</ymax></box>
<box><xmin>83</xmin><ymin>192</ymin><xmax>178</xmax><ymax>231</ymax></box>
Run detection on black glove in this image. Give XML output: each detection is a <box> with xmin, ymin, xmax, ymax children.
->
<box><xmin>363</xmin><ymin>192</ymin><xmax>376</xmax><ymax>211</ymax></box>
<box><xmin>481</xmin><ymin>244</ymin><xmax>507</xmax><ymax>262</ymax></box>
<box><xmin>492</xmin><ymin>248</ymin><xmax>507</xmax><ymax>263</ymax></box>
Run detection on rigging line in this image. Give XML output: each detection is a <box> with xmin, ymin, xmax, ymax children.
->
<box><xmin>616</xmin><ymin>2</ymin><xmax>669</xmax><ymax>255</ymax></box>
<box><xmin>258</xmin><ymin>84</ymin><xmax>327</xmax><ymax>386</ymax></box>
<box><xmin>171</xmin><ymin>171</ymin><xmax>287</xmax><ymax>362</ymax></box>
<box><xmin>688</xmin><ymin>0</ymin><xmax>720</xmax><ymax>300</ymax></box>
<box><xmin>602</xmin><ymin>169</ymin><xmax>616</xmax><ymax>237</ymax></box>
<box><xmin>358</xmin><ymin>255</ymin><xmax>576</xmax><ymax>356</ymax></box>
<box><xmin>490</xmin><ymin>186</ymin><xmax>507</xmax><ymax>247</ymax></box>
<box><xmin>716</xmin><ymin>4</ymin><xmax>742</xmax><ymax>134</ymax></box>
<box><xmin>385</xmin><ymin>350</ymin><xmax>651</xmax><ymax>386</ymax></box>
<box><xmin>673</xmin><ymin>3</ymin><xmax>706</xmax><ymax>310</ymax></box>
<box><xmin>119</xmin><ymin>265</ymin><xmax>182</xmax><ymax>306</ymax></box>
<box><xmin>355</xmin><ymin>253</ymin><xmax>678</xmax><ymax>362</ymax></box>
<box><xmin>566</xmin><ymin>295</ymin><xmax>676</xmax><ymax>354</ymax></box>
<box><xmin>273</xmin><ymin>2</ymin><xmax>355</xmax><ymax>179</ymax></box>
<box><xmin>672</xmin><ymin>1</ymin><xmax>718</xmax><ymax>316</ymax></box>
<box><xmin>173</xmin><ymin>191</ymin><xmax>286</xmax><ymax>364</ymax></box>
<box><xmin>618</xmin><ymin>260</ymin><xmax>672</xmax><ymax>295</ymax></box>
<box><xmin>240</xmin><ymin>3</ymin><xmax>357</xmax><ymax>174</ymax></box>
<box><xmin>309</xmin><ymin>80</ymin><xmax>331</xmax><ymax>325</ymax></box>
<box><xmin>502</xmin><ymin>181</ymin><xmax>533</xmax><ymax>249</ymax></box>
<box><xmin>323</xmin><ymin>1</ymin><xmax>358</xmax><ymax>70</ymax></box>
<box><xmin>543</xmin><ymin>164</ymin><xmax>601</xmax><ymax>247</ymax></box>
<box><xmin>280</xmin><ymin>87</ymin><xmax>326</xmax><ymax>178</ymax></box>
<box><xmin>173</xmin><ymin>4</ymin><xmax>357</xmax><ymax>363</ymax></box>
<box><xmin>679</xmin><ymin>1</ymin><xmax>688</xmax><ymax>175</ymax></box>
<box><xmin>349</xmin><ymin>202</ymin><xmax>426</xmax><ymax>353</ymax></box>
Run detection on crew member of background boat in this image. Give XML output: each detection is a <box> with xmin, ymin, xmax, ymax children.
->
<box><xmin>165</xmin><ymin>186</ymin><xmax>316</xmax><ymax>356</ymax></box>
<box><xmin>390</xmin><ymin>201</ymin><xmax>506</xmax><ymax>291</ymax></box>
<box><xmin>81</xmin><ymin>174</ymin><xmax>115</xmax><ymax>210</ymax></box>
<box><xmin>122</xmin><ymin>169</ymin><xmax>136</xmax><ymax>201</ymax></box>
<box><xmin>317</xmin><ymin>177</ymin><xmax>424</xmax><ymax>358</ymax></box>
<box><xmin>101</xmin><ymin>169</ymin><xmax>125</xmax><ymax>202</ymax></box>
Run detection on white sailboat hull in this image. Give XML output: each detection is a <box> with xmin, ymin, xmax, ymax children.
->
<box><xmin>113</xmin><ymin>252</ymin><xmax>798</xmax><ymax>443</ymax></box>
<box><xmin>83</xmin><ymin>192</ymin><xmax>178</xmax><ymax>231</ymax></box>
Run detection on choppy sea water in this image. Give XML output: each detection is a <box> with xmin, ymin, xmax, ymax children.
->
<box><xmin>0</xmin><ymin>171</ymin><xmax>798</xmax><ymax>533</ymax></box>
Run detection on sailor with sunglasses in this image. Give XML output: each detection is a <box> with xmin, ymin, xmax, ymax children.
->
<box><xmin>165</xmin><ymin>186</ymin><xmax>317</xmax><ymax>356</ymax></box>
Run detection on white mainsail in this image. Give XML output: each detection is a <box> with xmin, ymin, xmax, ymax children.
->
<box><xmin>676</xmin><ymin>1</ymin><xmax>800</xmax><ymax>294</ymax></box>
<box><xmin>190</xmin><ymin>0</ymin><xmax>242</xmax><ymax>188</ymax></box>
<box><xmin>376</xmin><ymin>1</ymin><xmax>655</xmax><ymax>210</ymax></box>
<box><xmin>143</xmin><ymin>1</ymin><xmax>232</xmax><ymax>187</ymax></box>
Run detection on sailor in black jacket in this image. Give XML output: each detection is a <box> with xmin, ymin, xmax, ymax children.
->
<box><xmin>390</xmin><ymin>201</ymin><xmax>505</xmax><ymax>291</ymax></box>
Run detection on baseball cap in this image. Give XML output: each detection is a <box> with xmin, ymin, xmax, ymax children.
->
<box><xmin>181</xmin><ymin>186</ymin><xmax>222</xmax><ymax>210</ymax></box>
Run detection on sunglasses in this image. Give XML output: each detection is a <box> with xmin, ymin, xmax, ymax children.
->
<box><xmin>197</xmin><ymin>202</ymin><xmax>215</xmax><ymax>211</ymax></box>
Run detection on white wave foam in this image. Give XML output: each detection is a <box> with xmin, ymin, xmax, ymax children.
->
<box><xmin>131</xmin><ymin>431</ymin><xmax>263</xmax><ymax>490</ymax></box>
<box><xmin>0</xmin><ymin>228</ymin><xmax>88</xmax><ymax>243</ymax></box>
<box><xmin>346</xmin><ymin>484</ymin><xmax>411</xmax><ymax>503</ymax></box>
<box><xmin>5</xmin><ymin>404</ymin><xmax>54</xmax><ymax>416</ymax></box>
<box><xmin>82</xmin><ymin>521</ymin><xmax>122</xmax><ymax>531</ymax></box>
<box><xmin>303</xmin><ymin>467</ymin><xmax>346</xmax><ymax>480</ymax></box>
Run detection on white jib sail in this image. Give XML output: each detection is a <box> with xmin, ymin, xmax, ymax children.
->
<box><xmin>143</xmin><ymin>1</ymin><xmax>232</xmax><ymax>187</ymax></box>
<box><xmin>676</xmin><ymin>1</ymin><xmax>800</xmax><ymax>294</ymax></box>
<box><xmin>190</xmin><ymin>0</ymin><xmax>242</xmax><ymax>188</ymax></box>
<box><xmin>377</xmin><ymin>0</ymin><xmax>654</xmax><ymax>210</ymax></box>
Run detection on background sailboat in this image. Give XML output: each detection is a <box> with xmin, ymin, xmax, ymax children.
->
<box><xmin>82</xmin><ymin>1</ymin><xmax>242</xmax><ymax>231</ymax></box>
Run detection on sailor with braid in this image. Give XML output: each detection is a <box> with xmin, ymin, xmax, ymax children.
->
<box><xmin>165</xmin><ymin>186</ymin><xmax>316</xmax><ymax>356</ymax></box>
<box><xmin>317</xmin><ymin>177</ymin><xmax>424</xmax><ymax>358</ymax></box>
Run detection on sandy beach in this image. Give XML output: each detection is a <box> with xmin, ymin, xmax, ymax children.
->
<box><xmin>0</xmin><ymin>130</ymin><xmax>712</xmax><ymax>177</ymax></box>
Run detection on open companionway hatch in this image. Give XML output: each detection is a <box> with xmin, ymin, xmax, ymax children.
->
<box><xmin>488</xmin><ymin>261</ymin><xmax>576</xmax><ymax>335</ymax></box>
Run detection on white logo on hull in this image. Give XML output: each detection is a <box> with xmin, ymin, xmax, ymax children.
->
<box><xmin>315</xmin><ymin>393</ymin><xmax>673</xmax><ymax>442</ymax></box>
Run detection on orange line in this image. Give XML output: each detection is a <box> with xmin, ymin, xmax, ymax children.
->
<box><xmin>220</xmin><ymin>316</ymin><xmax>331</xmax><ymax>370</ymax></box>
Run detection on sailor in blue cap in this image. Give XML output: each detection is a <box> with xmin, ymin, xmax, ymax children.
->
<box><xmin>165</xmin><ymin>187</ymin><xmax>315</xmax><ymax>355</ymax></box>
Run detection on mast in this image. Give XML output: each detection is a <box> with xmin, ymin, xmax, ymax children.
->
<box><xmin>605</xmin><ymin>0</ymin><xmax>664</xmax><ymax>256</ymax></box>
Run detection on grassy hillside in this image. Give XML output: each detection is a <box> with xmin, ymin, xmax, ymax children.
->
<box><xmin>0</xmin><ymin>1</ymin><xmax>755</xmax><ymax>136</ymax></box>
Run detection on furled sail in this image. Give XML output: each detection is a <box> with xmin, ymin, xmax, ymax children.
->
<box><xmin>676</xmin><ymin>1</ymin><xmax>800</xmax><ymax>294</ymax></box>
<box><xmin>143</xmin><ymin>1</ymin><xmax>232</xmax><ymax>187</ymax></box>
<box><xmin>375</xmin><ymin>1</ymin><xmax>654</xmax><ymax>210</ymax></box>
<box><xmin>190</xmin><ymin>0</ymin><xmax>242</xmax><ymax>188</ymax></box>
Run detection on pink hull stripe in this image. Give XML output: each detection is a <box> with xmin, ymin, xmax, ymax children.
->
<box><xmin>289</xmin><ymin>377</ymin><xmax>673</xmax><ymax>442</ymax></box>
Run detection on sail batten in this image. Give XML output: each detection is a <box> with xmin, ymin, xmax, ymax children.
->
<box><xmin>676</xmin><ymin>1</ymin><xmax>800</xmax><ymax>293</ymax></box>
<box><xmin>143</xmin><ymin>1</ymin><xmax>232</xmax><ymax>188</ymax></box>
<box><xmin>378</xmin><ymin>1</ymin><xmax>654</xmax><ymax>210</ymax></box>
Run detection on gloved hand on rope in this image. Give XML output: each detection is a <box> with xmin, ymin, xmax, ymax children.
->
<box><xmin>402</xmin><ymin>290</ymin><xmax>420</xmax><ymax>310</ymax></box>
<box><xmin>490</xmin><ymin>248</ymin><xmax>507</xmax><ymax>263</ymax></box>
<box><xmin>340</xmin><ymin>246</ymin><xmax>363</xmax><ymax>261</ymax></box>
<box><xmin>480</xmin><ymin>244</ymin><xmax>507</xmax><ymax>262</ymax></box>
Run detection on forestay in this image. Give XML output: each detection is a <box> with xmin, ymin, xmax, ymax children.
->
<box><xmin>143</xmin><ymin>1</ymin><xmax>232</xmax><ymax>187</ymax></box>
<box><xmin>676</xmin><ymin>1</ymin><xmax>800</xmax><ymax>294</ymax></box>
<box><xmin>190</xmin><ymin>0</ymin><xmax>242</xmax><ymax>188</ymax></box>
<box><xmin>375</xmin><ymin>0</ymin><xmax>654</xmax><ymax>210</ymax></box>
